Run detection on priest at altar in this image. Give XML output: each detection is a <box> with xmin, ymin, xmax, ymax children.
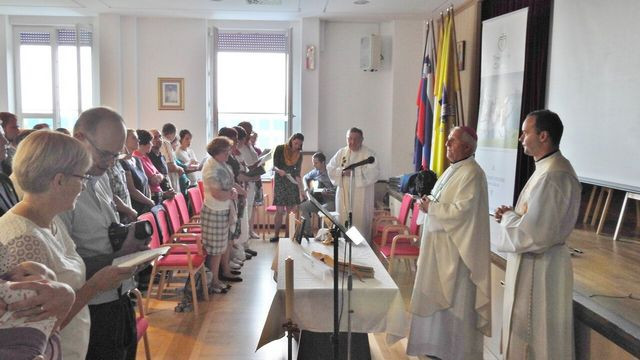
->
<box><xmin>327</xmin><ymin>127</ymin><xmax>380</xmax><ymax>240</ymax></box>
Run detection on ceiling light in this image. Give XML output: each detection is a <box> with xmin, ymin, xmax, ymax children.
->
<box><xmin>353</xmin><ymin>0</ymin><xmax>370</xmax><ymax>4</ymax></box>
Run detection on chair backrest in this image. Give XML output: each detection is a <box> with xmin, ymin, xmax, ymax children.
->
<box><xmin>155</xmin><ymin>208</ymin><xmax>172</xmax><ymax>244</ymax></box>
<box><xmin>398</xmin><ymin>194</ymin><xmax>414</xmax><ymax>225</ymax></box>
<box><xmin>197</xmin><ymin>180</ymin><xmax>204</xmax><ymax>200</ymax></box>
<box><xmin>138</xmin><ymin>212</ymin><xmax>161</xmax><ymax>249</ymax></box>
<box><xmin>409</xmin><ymin>202</ymin><xmax>421</xmax><ymax>235</ymax></box>
<box><xmin>187</xmin><ymin>187</ymin><xmax>203</xmax><ymax>216</ymax></box>
<box><xmin>174</xmin><ymin>193</ymin><xmax>191</xmax><ymax>224</ymax></box>
<box><xmin>163</xmin><ymin>198</ymin><xmax>183</xmax><ymax>234</ymax></box>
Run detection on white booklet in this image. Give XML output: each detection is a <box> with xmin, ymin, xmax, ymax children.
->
<box><xmin>112</xmin><ymin>246</ymin><xmax>170</xmax><ymax>268</ymax></box>
<box><xmin>256</xmin><ymin>149</ymin><xmax>272</xmax><ymax>166</ymax></box>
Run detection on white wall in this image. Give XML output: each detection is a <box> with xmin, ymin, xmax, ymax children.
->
<box><xmin>2</xmin><ymin>14</ymin><xmax>424</xmax><ymax>182</ymax></box>
<box><xmin>388</xmin><ymin>20</ymin><xmax>423</xmax><ymax>177</ymax></box>
<box><xmin>318</xmin><ymin>21</ymin><xmax>393</xmax><ymax>179</ymax></box>
<box><xmin>317</xmin><ymin>20</ymin><xmax>422</xmax><ymax>180</ymax></box>
<box><xmin>135</xmin><ymin>17</ymin><xmax>208</xmax><ymax>158</ymax></box>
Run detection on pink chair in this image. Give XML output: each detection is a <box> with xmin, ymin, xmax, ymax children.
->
<box><xmin>129</xmin><ymin>288</ymin><xmax>151</xmax><ymax>360</ymax></box>
<box><xmin>378</xmin><ymin>202</ymin><xmax>421</xmax><ymax>273</ymax></box>
<box><xmin>372</xmin><ymin>193</ymin><xmax>414</xmax><ymax>246</ymax></box>
<box><xmin>187</xmin><ymin>187</ymin><xmax>203</xmax><ymax>217</ymax></box>
<box><xmin>141</xmin><ymin>211</ymin><xmax>208</xmax><ymax>313</ymax></box>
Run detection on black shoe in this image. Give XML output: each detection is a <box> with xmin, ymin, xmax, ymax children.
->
<box><xmin>245</xmin><ymin>254</ymin><xmax>253</xmax><ymax>260</ymax></box>
<box><xmin>245</xmin><ymin>248</ymin><xmax>258</xmax><ymax>256</ymax></box>
<box><xmin>220</xmin><ymin>275</ymin><xmax>243</xmax><ymax>282</ymax></box>
<box><xmin>269</xmin><ymin>237</ymin><xmax>279</xmax><ymax>243</ymax></box>
<box><xmin>230</xmin><ymin>270</ymin><xmax>241</xmax><ymax>276</ymax></box>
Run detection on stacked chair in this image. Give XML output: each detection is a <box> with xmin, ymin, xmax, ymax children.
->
<box><xmin>371</xmin><ymin>193</ymin><xmax>414</xmax><ymax>247</ymax></box>
<box><xmin>141</xmin><ymin>209</ymin><xmax>209</xmax><ymax>313</ymax></box>
<box><xmin>378</xmin><ymin>202</ymin><xmax>421</xmax><ymax>273</ymax></box>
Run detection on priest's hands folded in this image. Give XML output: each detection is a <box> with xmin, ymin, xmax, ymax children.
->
<box><xmin>417</xmin><ymin>195</ymin><xmax>431</xmax><ymax>213</ymax></box>
<box><xmin>493</xmin><ymin>205</ymin><xmax>514</xmax><ymax>223</ymax></box>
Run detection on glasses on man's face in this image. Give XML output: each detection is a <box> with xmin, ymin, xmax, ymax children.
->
<box><xmin>70</xmin><ymin>174</ymin><xmax>91</xmax><ymax>185</ymax></box>
<box><xmin>85</xmin><ymin>135</ymin><xmax>121</xmax><ymax>161</ymax></box>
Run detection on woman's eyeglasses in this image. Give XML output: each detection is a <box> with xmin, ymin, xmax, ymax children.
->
<box><xmin>70</xmin><ymin>174</ymin><xmax>91</xmax><ymax>185</ymax></box>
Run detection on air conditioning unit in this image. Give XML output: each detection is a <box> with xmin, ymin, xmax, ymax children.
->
<box><xmin>360</xmin><ymin>34</ymin><xmax>381</xmax><ymax>72</ymax></box>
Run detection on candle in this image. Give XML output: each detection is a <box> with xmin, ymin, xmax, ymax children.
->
<box><xmin>285</xmin><ymin>257</ymin><xmax>294</xmax><ymax>321</ymax></box>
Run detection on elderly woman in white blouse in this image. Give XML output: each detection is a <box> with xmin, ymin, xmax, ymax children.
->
<box><xmin>0</xmin><ymin>131</ymin><xmax>135</xmax><ymax>360</ymax></box>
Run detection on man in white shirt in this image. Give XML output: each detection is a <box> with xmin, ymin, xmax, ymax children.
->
<box><xmin>160</xmin><ymin>123</ymin><xmax>184</xmax><ymax>192</ymax></box>
<box><xmin>327</xmin><ymin>127</ymin><xmax>380</xmax><ymax>239</ymax></box>
<box><xmin>494</xmin><ymin>110</ymin><xmax>581</xmax><ymax>360</ymax></box>
<box><xmin>237</xmin><ymin>121</ymin><xmax>261</xmax><ymax>240</ymax></box>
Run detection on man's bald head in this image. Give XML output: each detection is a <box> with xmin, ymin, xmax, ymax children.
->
<box><xmin>74</xmin><ymin>107</ymin><xmax>124</xmax><ymax>137</ymax></box>
<box><xmin>73</xmin><ymin>107</ymin><xmax>127</xmax><ymax>176</ymax></box>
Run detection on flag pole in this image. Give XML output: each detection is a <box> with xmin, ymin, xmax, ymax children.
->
<box><xmin>449</xmin><ymin>5</ymin><xmax>466</xmax><ymax>127</ymax></box>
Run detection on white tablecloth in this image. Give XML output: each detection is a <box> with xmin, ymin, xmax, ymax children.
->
<box><xmin>257</xmin><ymin>237</ymin><xmax>407</xmax><ymax>349</ymax></box>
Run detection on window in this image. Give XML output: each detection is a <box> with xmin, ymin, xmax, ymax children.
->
<box><xmin>214</xmin><ymin>31</ymin><xmax>291</xmax><ymax>153</ymax></box>
<box><xmin>14</xmin><ymin>26</ymin><xmax>94</xmax><ymax>130</ymax></box>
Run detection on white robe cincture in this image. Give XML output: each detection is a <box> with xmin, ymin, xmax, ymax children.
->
<box><xmin>326</xmin><ymin>145</ymin><xmax>380</xmax><ymax>240</ymax></box>
<box><xmin>498</xmin><ymin>151</ymin><xmax>581</xmax><ymax>360</ymax></box>
<box><xmin>407</xmin><ymin>157</ymin><xmax>492</xmax><ymax>359</ymax></box>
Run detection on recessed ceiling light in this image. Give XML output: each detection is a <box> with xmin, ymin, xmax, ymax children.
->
<box><xmin>353</xmin><ymin>0</ymin><xmax>370</xmax><ymax>4</ymax></box>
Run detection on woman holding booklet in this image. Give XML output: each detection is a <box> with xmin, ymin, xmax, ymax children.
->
<box><xmin>0</xmin><ymin>131</ymin><xmax>134</xmax><ymax>360</ymax></box>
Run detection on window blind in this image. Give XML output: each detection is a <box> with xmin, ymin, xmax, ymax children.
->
<box><xmin>217</xmin><ymin>32</ymin><xmax>288</xmax><ymax>53</ymax></box>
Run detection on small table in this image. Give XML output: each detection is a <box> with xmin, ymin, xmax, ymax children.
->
<box><xmin>257</xmin><ymin>237</ymin><xmax>407</xmax><ymax>356</ymax></box>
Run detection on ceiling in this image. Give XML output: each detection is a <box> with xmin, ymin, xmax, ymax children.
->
<box><xmin>0</xmin><ymin>0</ymin><xmax>465</xmax><ymax>21</ymax></box>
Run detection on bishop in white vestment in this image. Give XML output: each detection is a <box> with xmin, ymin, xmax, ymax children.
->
<box><xmin>495</xmin><ymin>110</ymin><xmax>581</xmax><ymax>360</ymax></box>
<box><xmin>407</xmin><ymin>127</ymin><xmax>491</xmax><ymax>360</ymax></box>
<box><xmin>327</xmin><ymin>128</ymin><xmax>380</xmax><ymax>240</ymax></box>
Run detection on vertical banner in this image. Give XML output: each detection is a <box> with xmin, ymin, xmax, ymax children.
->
<box><xmin>475</xmin><ymin>8</ymin><xmax>528</xmax><ymax>211</ymax></box>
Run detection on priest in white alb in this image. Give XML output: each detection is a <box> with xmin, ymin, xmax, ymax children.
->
<box><xmin>327</xmin><ymin>127</ymin><xmax>380</xmax><ymax>239</ymax></box>
<box><xmin>407</xmin><ymin>126</ymin><xmax>491</xmax><ymax>359</ymax></box>
<box><xmin>494</xmin><ymin>110</ymin><xmax>581</xmax><ymax>360</ymax></box>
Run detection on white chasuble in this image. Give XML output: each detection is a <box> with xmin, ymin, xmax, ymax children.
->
<box><xmin>327</xmin><ymin>146</ymin><xmax>380</xmax><ymax>239</ymax></box>
<box><xmin>407</xmin><ymin>157</ymin><xmax>491</xmax><ymax>359</ymax></box>
<box><xmin>498</xmin><ymin>151</ymin><xmax>581</xmax><ymax>360</ymax></box>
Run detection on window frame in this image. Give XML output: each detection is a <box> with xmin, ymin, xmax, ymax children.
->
<box><xmin>13</xmin><ymin>24</ymin><xmax>95</xmax><ymax>130</ymax></box>
<box><xmin>210</xmin><ymin>28</ymin><xmax>294</xmax><ymax>143</ymax></box>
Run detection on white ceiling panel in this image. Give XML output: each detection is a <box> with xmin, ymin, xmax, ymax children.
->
<box><xmin>0</xmin><ymin>0</ymin><xmax>464</xmax><ymax>20</ymax></box>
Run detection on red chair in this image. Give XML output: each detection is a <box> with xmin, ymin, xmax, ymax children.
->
<box><xmin>163</xmin><ymin>198</ymin><xmax>201</xmax><ymax>235</ymax></box>
<box><xmin>141</xmin><ymin>211</ymin><xmax>209</xmax><ymax>313</ymax></box>
<box><xmin>379</xmin><ymin>202</ymin><xmax>421</xmax><ymax>273</ymax></box>
<box><xmin>154</xmin><ymin>207</ymin><xmax>201</xmax><ymax>255</ymax></box>
<box><xmin>187</xmin><ymin>187</ymin><xmax>203</xmax><ymax>217</ymax></box>
<box><xmin>197</xmin><ymin>180</ymin><xmax>204</xmax><ymax>201</ymax></box>
<box><xmin>261</xmin><ymin>178</ymin><xmax>277</xmax><ymax>240</ymax></box>
<box><xmin>129</xmin><ymin>288</ymin><xmax>151</xmax><ymax>360</ymax></box>
<box><xmin>371</xmin><ymin>193</ymin><xmax>414</xmax><ymax>246</ymax></box>
<box><xmin>175</xmin><ymin>193</ymin><xmax>199</xmax><ymax>225</ymax></box>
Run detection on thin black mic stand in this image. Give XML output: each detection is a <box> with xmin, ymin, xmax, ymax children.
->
<box><xmin>346</xmin><ymin>170</ymin><xmax>355</xmax><ymax>360</ymax></box>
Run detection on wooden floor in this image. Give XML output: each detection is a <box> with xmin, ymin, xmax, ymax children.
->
<box><xmin>137</xmin><ymin>222</ymin><xmax>640</xmax><ymax>360</ymax></box>
<box><xmin>138</xmin><ymin>238</ymin><xmax>419</xmax><ymax>360</ymax></box>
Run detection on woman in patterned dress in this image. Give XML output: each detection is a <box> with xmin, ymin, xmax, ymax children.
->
<box><xmin>201</xmin><ymin>136</ymin><xmax>245</xmax><ymax>293</ymax></box>
<box><xmin>270</xmin><ymin>133</ymin><xmax>305</xmax><ymax>242</ymax></box>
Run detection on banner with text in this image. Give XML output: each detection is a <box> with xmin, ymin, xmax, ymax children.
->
<box><xmin>476</xmin><ymin>8</ymin><xmax>528</xmax><ymax>212</ymax></box>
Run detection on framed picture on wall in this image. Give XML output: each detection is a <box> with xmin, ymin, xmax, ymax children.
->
<box><xmin>158</xmin><ymin>78</ymin><xmax>184</xmax><ymax>110</ymax></box>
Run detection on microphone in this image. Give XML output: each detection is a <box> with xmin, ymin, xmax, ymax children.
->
<box><xmin>343</xmin><ymin>156</ymin><xmax>375</xmax><ymax>171</ymax></box>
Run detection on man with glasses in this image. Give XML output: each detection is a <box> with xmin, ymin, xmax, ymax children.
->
<box><xmin>60</xmin><ymin>107</ymin><xmax>148</xmax><ymax>360</ymax></box>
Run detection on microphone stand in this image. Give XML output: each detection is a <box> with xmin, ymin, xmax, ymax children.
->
<box><xmin>346</xmin><ymin>170</ymin><xmax>355</xmax><ymax>360</ymax></box>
